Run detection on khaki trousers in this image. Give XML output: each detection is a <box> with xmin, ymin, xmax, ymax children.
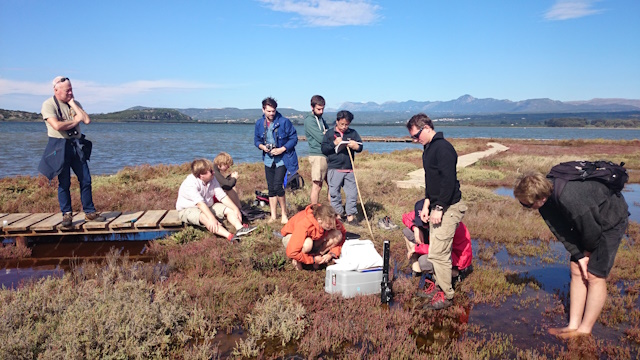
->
<box><xmin>428</xmin><ymin>201</ymin><xmax>467</xmax><ymax>299</ymax></box>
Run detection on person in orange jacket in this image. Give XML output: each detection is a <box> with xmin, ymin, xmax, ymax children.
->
<box><xmin>281</xmin><ymin>203</ymin><xmax>346</xmax><ymax>270</ymax></box>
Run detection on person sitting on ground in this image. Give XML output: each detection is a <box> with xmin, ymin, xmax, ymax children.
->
<box><xmin>514</xmin><ymin>171</ymin><xmax>628</xmax><ymax>339</ymax></box>
<box><xmin>176</xmin><ymin>159</ymin><xmax>256</xmax><ymax>241</ymax></box>
<box><xmin>320</xmin><ymin>110</ymin><xmax>363</xmax><ymax>225</ymax></box>
<box><xmin>213</xmin><ymin>152</ymin><xmax>242</xmax><ymax>211</ymax></box>
<box><xmin>402</xmin><ymin>199</ymin><xmax>472</xmax><ymax>280</ymax></box>
<box><xmin>281</xmin><ymin>204</ymin><xmax>346</xmax><ymax>270</ymax></box>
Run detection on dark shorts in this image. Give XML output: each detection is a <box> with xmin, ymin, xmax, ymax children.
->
<box><xmin>571</xmin><ymin>218</ymin><xmax>628</xmax><ymax>278</ymax></box>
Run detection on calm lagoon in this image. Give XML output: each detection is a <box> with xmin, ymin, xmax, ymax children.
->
<box><xmin>1</xmin><ymin>122</ymin><xmax>639</xmax><ymax>178</ymax></box>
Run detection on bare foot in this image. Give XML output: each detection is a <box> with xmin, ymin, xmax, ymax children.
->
<box><xmin>291</xmin><ymin>259</ymin><xmax>302</xmax><ymax>271</ymax></box>
<box><xmin>268</xmin><ymin>217</ymin><xmax>277</xmax><ymax>224</ymax></box>
<box><xmin>557</xmin><ymin>330</ymin><xmax>591</xmax><ymax>340</ymax></box>
<box><xmin>281</xmin><ymin>216</ymin><xmax>289</xmax><ymax>225</ymax></box>
<box><xmin>548</xmin><ymin>327</ymin><xmax>577</xmax><ymax>336</ymax></box>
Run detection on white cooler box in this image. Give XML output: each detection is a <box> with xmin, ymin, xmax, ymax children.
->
<box><xmin>324</xmin><ymin>268</ymin><xmax>382</xmax><ymax>298</ymax></box>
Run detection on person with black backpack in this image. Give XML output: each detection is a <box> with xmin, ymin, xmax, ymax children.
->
<box><xmin>514</xmin><ymin>170</ymin><xmax>629</xmax><ymax>339</ymax></box>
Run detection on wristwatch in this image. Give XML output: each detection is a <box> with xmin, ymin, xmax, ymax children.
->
<box><xmin>434</xmin><ymin>205</ymin><xmax>444</xmax><ymax>212</ymax></box>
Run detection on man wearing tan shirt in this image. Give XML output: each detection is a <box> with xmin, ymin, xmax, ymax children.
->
<box><xmin>39</xmin><ymin>76</ymin><xmax>104</xmax><ymax>227</ymax></box>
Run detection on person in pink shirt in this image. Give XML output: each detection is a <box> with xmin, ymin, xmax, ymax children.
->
<box><xmin>402</xmin><ymin>199</ymin><xmax>472</xmax><ymax>279</ymax></box>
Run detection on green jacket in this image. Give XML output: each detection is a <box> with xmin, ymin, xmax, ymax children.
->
<box><xmin>303</xmin><ymin>112</ymin><xmax>328</xmax><ymax>156</ymax></box>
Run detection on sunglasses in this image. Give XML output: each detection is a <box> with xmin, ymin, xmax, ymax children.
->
<box><xmin>411</xmin><ymin>127</ymin><xmax>425</xmax><ymax>140</ymax></box>
<box><xmin>54</xmin><ymin>77</ymin><xmax>69</xmax><ymax>86</ymax></box>
<box><xmin>519</xmin><ymin>200</ymin><xmax>533</xmax><ymax>208</ymax></box>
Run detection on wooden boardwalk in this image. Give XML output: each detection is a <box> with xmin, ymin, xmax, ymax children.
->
<box><xmin>298</xmin><ymin>135</ymin><xmax>412</xmax><ymax>143</ymax></box>
<box><xmin>1</xmin><ymin>210</ymin><xmax>184</xmax><ymax>238</ymax></box>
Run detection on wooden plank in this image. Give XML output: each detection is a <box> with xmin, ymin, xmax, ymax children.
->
<box><xmin>59</xmin><ymin>212</ymin><xmax>88</xmax><ymax>231</ymax></box>
<box><xmin>3</xmin><ymin>213</ymin><xmax>54</xmax><ymax>232</ymax></box>
<box><xmin>160</xmin><ymin>209</ymin><xmax>183</xmax><ymax>227</ymax></box>
<box><xmin>135</xmin><ymin>210</ymin><xmax>167</xmax><ymax>229</ymax></box>
<box><xmin>83</xmin><ymin>211</ymin><xmax>122</xmax><ymax>230</ymax></box>
<box><xmin>0</xmin><ymin>213</ymin><xmax>31</xmax><ymax>230</ymax></box>
<box><xmin>31</xmin><ymin>212</ymin><xmax>64</xmax><ymax>231</ymax></box>
<box><xmin>0</xmin><ymin>213</ymin><xmax>8</xmax><ymax>219</ymax></box>
<box><xmin>110</xmin><ymin>211</ymin><xmax>144</xmax><ymax>229</ymax></box>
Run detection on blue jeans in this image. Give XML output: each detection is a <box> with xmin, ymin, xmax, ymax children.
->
<box><xmin>57</xmin><ymin>140</ymin><xmax>96</xmax><ymax>214</ymax></box>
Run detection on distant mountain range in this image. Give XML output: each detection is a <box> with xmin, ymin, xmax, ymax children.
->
<box><xmin>338</xmin><ymin>95</ymin><xmax>640</xmax><ymax>114</ymax></box>
<box><xmin>2</xmin><ymin>95</ymin><xmax>639</xmax><ymax>127</ymax></box>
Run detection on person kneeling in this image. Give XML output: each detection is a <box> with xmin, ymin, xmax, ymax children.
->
<box><xmin>281</xmin><ymin>204</ymin><xmax>346</xmax><ymax>270</ymax></box>
<box><xmin>176</xmin><ymin>159</ymin><xmax>256</xmax><ymax>242</ymax></box>
<box><xmin>402</xmin><ymin>199</ymin><xmax>472</xmax><ymax>305</ymax></box>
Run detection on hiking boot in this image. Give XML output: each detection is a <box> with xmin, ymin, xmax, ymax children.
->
<box><xmin>423</xmin><ymin>291</ymin><xmax>453</xmax><ymax>310</ymax></box>
<box><xmin>85</xmin><ymin>212</ymin><xmax>106</xmax><ymax>222</ymax></box>
<box><xmin>416</xmin><ymin>278</ymin><xmax>439</xmax><ymax>300</ymax></box>
<box><xmin>61</xmin><ymin>212</ymin><xmax>73</xmax><ymax>227</ymax></box>
<box><xmin>236</xmin><ymin>224</ymin><xmax>257</xmax><ymax>237</ymax></box>
<box><xmin>378</xmin><ymin>218</ymin><xmax>389</xmax><ymax>229</ymax></box>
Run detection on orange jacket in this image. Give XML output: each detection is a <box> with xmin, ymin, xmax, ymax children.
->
<box><xmin>281</xmin><ymin>205</ymin><xmax>346</xmax><ymax>264</ymax></box>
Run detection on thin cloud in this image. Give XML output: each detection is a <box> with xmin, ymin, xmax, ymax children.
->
<box><xmin>544</xmin><ymin>0</ymin><xmax>603</xmax><ymax>21</ymax></box>
<box><xmin>258</xmin><ymin>0</ymin><xmax>381</xmax><ymax>27</ymax></box>
<box><xmin>0</xmin><ymin>77</ymin><xmax>221</xmax><ymax>99</ymax></box>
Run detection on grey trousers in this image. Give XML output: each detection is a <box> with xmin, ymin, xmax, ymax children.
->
<box><xmin>327</xmin><ymin>169</ymin><xmax>357</xmax><ymax>216</ymax></box>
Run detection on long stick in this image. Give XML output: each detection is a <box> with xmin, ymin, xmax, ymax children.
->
<box><xmin>347</xmin><ymin>147</ymin><xmax>375</xmax><ymax>241</ymax></box>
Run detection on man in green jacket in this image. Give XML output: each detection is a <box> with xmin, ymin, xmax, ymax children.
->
<box><xmin>304</xmin><ymin>95</ymin><xmax>329</xmax><ymax>204</ymax></box>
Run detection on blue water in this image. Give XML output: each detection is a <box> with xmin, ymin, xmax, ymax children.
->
<box><xmin>1</xmin><ymin>122</ymin><xmax>639</xmax><ymax>178</ymax></box>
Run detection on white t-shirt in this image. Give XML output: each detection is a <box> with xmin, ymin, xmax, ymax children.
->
<box><xmin>176</xmin><ymin>174</ymin><xmax>227</xmax><ymax>210</ymax></box>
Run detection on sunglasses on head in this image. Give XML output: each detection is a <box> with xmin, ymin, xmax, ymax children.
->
<box><xmin>55</xmin><ymin>77</ymin><xmax>69</xmax><ymax>86</ymax></box>
<box><xmin>411</xmin><ymin>127</ymin><xmax>425</xmax><ymax>140</ymax></box>
<box><xmin>519</xmin><ymin>200</ymin><xmax>533</xmax><ymax>208</ymax></box>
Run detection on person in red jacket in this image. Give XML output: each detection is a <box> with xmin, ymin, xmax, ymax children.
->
<box><xmin>281</xmin><ymin>204</ymin><xmax>346</xmax><ymax>270</ymax></box>
<box><xmin>402</xmin><ymin>199</ymin><xmax>472</xmax><ymax>278</ymax></box>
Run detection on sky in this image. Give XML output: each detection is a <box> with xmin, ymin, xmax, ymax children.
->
<box><xmin>1</xmin><ymin>0</ymin><xmax>639</xmax><ymax>113</ymax></box>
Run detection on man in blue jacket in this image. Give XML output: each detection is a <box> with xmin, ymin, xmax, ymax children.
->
<box><xmin>39</xmin><ymin>76</ymin><xmax>105</xmax><ymax>227</ymax></box>
<box><xmin>253</xmin><ymin>97</ymin><xmax>299</xmax><ymax>224</ymax></box>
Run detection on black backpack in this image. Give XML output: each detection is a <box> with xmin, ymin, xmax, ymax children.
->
<box><xmin>547</xmin><ymin>160</ymin><xmax>628</xmax><ymax>202</ymax></box>
<box><xmin>286</xmin><ymin>172</ymin><xmax>305</xmax><ymax>191</ymax></box>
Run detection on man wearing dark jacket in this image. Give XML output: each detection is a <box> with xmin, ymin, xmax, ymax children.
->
<box><xmin>514</xmin><ymin>171</ymin><xmax>628</xmax><ymax>339</ymax></box>
<box><xmin>321</xmin><ymin>110</ymin><xmax>362</xmax><ymax>224</ymax></box>
<box><xmin>407</xmin><ymin>113</ymin><xmax>466</xmax><ymax>310</ymax></box>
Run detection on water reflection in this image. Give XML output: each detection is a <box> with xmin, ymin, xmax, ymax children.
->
<box><xmin>0</xmin><ymin>231</ymin><xmax>174</xmax><ymax>289</ymax></box>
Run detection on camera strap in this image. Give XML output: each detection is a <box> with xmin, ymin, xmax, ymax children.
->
<box><xmin>53</xmin><ymin>96</ymin><xmax>79</xmax><ymax>137</ymax></box>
